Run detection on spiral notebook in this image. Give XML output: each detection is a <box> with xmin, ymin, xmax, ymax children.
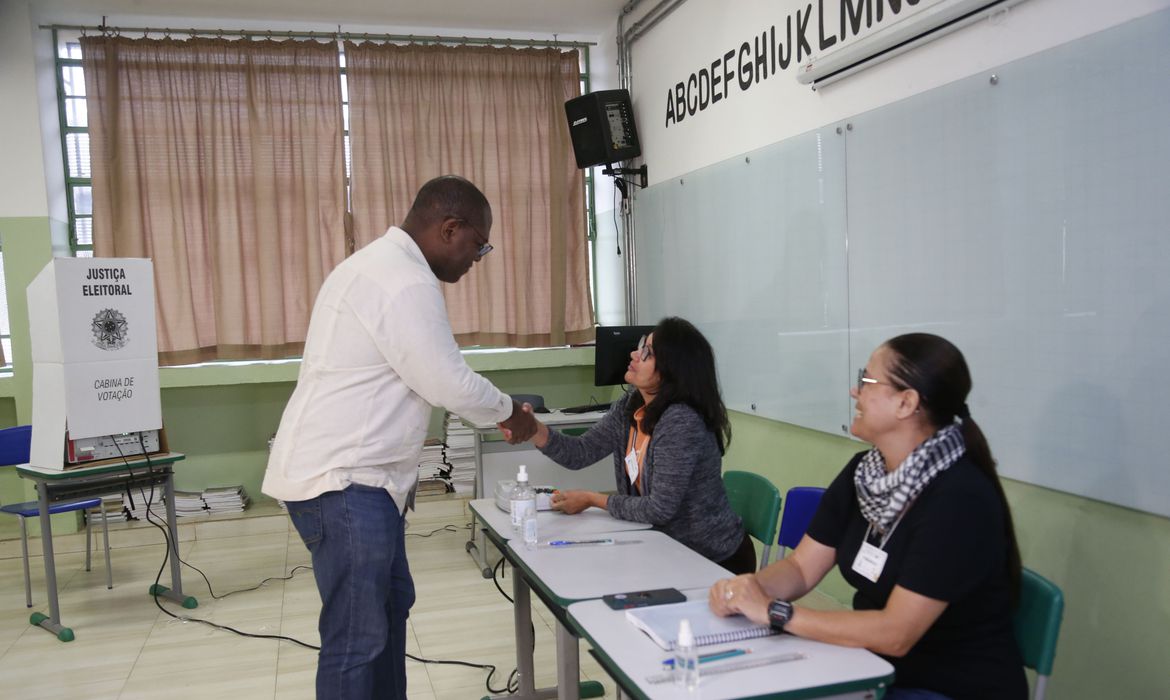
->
<box><xmin>624</xmin><ymin>599</ymin><xmax>777</xmax><ymax>651</ymax></box>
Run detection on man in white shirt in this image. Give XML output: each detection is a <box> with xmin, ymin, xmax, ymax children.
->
<box><xmin>263</xmin><ymin>175</ymin><xmax>537</xmax><ymax>700</ymax></box>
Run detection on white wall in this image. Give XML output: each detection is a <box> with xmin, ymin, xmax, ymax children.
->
<box><xmin>588</xmin><ymin>20</ymin><xmax>629</xmax><ymax>325</ymax></box>
<box><xmin>0</xmin><ymin>0</ymin><xmax>52</xmax><ymax>218</ymax></box>
<box><xmin>628</xmin><ymin>0</ymin><xmax>1170</xmax><ymax>184</ymax></box>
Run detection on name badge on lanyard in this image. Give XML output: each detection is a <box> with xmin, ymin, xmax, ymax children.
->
<box><xmin>852</xmin><ymin>540</ymin><xmax>888</xmax><ymax>583</ymax></box>
<box><xmin>624</xmin><ymin>448</ymin><xmax>640</xmax><ymax>485</ymax></box>
<box><xmin>852</xmin><ymin>519</ymin><xmax>901</xmax><ymax>583</ymax></box>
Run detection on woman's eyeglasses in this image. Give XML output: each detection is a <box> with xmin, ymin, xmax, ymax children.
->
<box><xmin>856</xmin><ymin>368</ymin><xmax>891</xmax><ymax>393</ymax></box>
<box><xmin>636</xmin><ymin>335</ymin><xmax>654</xmax><ymax>362</ymax></box>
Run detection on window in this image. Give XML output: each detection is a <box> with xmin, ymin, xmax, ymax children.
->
<box><xmin>52</xmin><ymin>29</ymin><xmax>599</xmax><ymax>358</ymax></box>
<box><xmin>53</xmin><ymin>32</ymin><xmax>93</xmax><ymax>257</ymax></box>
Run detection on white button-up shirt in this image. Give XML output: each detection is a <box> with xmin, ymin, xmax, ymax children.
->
<box><xmin>262</xmin><ymin>226</ymin><xmax>511</xmax><ymax>512</ymax></box>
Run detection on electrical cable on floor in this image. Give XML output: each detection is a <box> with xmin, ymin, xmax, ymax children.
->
<box><xmin>112</xmin><ymin>435</ymin><xmax>517</xmax><ymax>692</ymax></box>
<box><xmin>405</xmin><ymin>524</ymin><xmax>460</xmax><ymax>538</ymax></box>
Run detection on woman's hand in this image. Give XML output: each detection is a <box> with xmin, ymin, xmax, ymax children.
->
<box><xmin>550</xmin><ymin>489</ymin><xmax>597</xmax><ymax>514</ymax></box>
<box><xmin>708</xmin><ymin>574</ymin><xmax>772</xmax><ymax>626</ymax></box>
<box><xmin>498</xmin><ymin>404</ymin><xmax>551</xmax><ymax>447</ymax></box>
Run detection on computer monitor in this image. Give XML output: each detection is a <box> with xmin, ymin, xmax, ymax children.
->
<box><xmin>594</xmin><ymin>325</ymin><xmax>654</xmax><ymax>386</ymax></box>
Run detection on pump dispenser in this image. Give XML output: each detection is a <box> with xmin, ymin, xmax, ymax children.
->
<box><xmin>509</xmin><ymin>465</ymin><xmax>536</xmax><ymax>543</ymax></box>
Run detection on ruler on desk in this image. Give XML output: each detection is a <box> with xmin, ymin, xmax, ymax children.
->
<box><xmin>644</xmin><ymin>652</ymin><xmax>806</xmax><ymax>684</ymax></box>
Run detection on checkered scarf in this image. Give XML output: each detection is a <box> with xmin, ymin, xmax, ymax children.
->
<box><xmin>854</xmin><ymin>423</ymin><xmax>966</xmax><ymax>533</ymax></box>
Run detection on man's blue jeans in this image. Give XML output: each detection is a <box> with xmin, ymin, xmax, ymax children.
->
<box><xmin>287</xmin><ymin>484</ymin><xmax>416</xmax><ymax>700</ymax></box>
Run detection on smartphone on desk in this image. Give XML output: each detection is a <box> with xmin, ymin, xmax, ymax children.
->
<box><xmin>602</xmin><ymin>587</ymin><xmax>686</xmax><ymax>610</ymax></box>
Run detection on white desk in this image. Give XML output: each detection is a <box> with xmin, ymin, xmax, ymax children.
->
<box><xmin>505</xmin><ymin>530</ymin><xmax>731</xmax><ymax>700</ymax></box>
<box><xmin>470</xmin><ymin>500</ymin><xmax>653</xmax><ymax>700</ymax></box>
<box><xmin>464</xmin><ymin>409</ymin><xmax>612</xmax><ymax>577</ymax></box>
<box><xmin>569</xmin><ymin>589</ymin><xmax>895</xmax><ymax>700</ymax></box>
<box><xmin>470</xmin><ymin>498</ymin><xmax>652</xmax><ymax>544</ymax></box>
<box><xmin>506</xmin><ymin>530</ymin><xmax>729</xmax><ymax>604</ymax></box>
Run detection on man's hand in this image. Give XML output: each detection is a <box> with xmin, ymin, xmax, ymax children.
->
<box><xmin>499</xmin><ymin>400</ymin><xmax>539</xmax><ymax>444</ymax></box>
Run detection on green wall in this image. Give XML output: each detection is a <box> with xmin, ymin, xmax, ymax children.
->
<box><xmin>162</xmin><ymin>365</ymin><xmax>621</xmax><ymax>501</ymax></box>
<box><xmin>723</xmin><ymin>409</ymin><xmax>1170</xmax><ymax>699</ymax></box>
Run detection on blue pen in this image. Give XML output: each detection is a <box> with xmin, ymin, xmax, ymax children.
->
<box><xmin>547</xmin><ymin>538</ymin><xmax>615</xmax><ymax>547</ymax></box>
<box><xmin>662</xmin><ymin>648</ymin><xmax>749</xmax><ymax>668</ymax></box>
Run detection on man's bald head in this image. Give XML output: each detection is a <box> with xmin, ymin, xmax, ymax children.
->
<box><xmin>402</xmin><ymin>175</ymin><xmax>490</xmax><ymax>234</ymax></box>
<box><xmin>401</xmin><ymin>176</ymin><xmax>494</xmax><ymax>284</ymax></box>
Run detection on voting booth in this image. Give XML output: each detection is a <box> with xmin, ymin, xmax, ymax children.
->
<box><xmin>27</xmin><ymin>258</ymin><xmax>163</xmax><ymax>469</ymax></box>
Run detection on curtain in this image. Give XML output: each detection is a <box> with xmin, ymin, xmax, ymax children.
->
<box><xmin>345</xmin><ymin>42</ymin><xmax>595</xmax><ymax>347</ymax></box>
<box><xmin>83</xmin><ymin>36</ymin><xmax>348</xmax><ymax>365</ymax></box>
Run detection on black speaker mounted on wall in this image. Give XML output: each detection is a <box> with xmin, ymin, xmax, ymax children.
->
<box><xmin>564</xmin><ymin>89</ymin><xmax>647</xmax><ymax>190</ymax></box>
<box><xmin>565</xmin><ymin>89</ymin><xmax>641</xmax><ymax>168</ymax></box>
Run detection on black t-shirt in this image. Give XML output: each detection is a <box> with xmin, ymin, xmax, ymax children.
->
<box><xmin>807</xmin><ymin>452</ymin><xmax>1027</xmax><ymax>700</ymax></box>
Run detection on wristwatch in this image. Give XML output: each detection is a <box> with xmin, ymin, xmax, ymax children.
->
<box><xmin>767</xmin><ymin>599</ymin><xmax>795</xmax><ymax>631</ymax></box>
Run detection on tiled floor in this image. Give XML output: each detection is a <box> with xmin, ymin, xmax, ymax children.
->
<box><xmin>0</xmin><ymin>497</ymin><xmax>618</xmax><ymax>699</ymax></box>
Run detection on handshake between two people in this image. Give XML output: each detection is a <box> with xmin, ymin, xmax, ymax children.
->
<box><xmin>498</xmin><ymin>401</ymin><xmax>549</xmax><ymax>446</ymax></box>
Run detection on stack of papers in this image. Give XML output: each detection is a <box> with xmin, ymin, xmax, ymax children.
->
<box><xmin>85</xmin><ymin>494</ymin><xmax>126</xmax><ymax>525</ymax></box>
<box><xmin>444</xmin><ymin>413</ymin><xmax>476</xmax><ymax>495</ymax></box>
<box><xmin>418</xmin><ymin>438</ymin><xmax>451</xmax><ymax>485</ymax></box>
<box><xmin>202</xmin><ymin>485</ymin><xmax>250</xmax><ymax>514</ymax></box>
<box><xmin>125</xmin><ymin>492</ymin><xmax>165</xmax><ymax>522</ymax></box>
<box><xmin>173</xmin><ymin>490</ymin><xmax>209</xmax><ymax>518</ymax></box>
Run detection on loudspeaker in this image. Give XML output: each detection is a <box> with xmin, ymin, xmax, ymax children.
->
<box><xmin>564</xmin><ymin>89</ymin><xmax>642</xmax><ymax>169</ymax></box>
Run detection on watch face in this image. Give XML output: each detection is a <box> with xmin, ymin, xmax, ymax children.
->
<box><xmin>768</xmin><ymin>599</ymin><xmax>793</xmax><ymax>629</ymax></box>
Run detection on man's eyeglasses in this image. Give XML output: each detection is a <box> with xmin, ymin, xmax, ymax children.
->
<box><xmin>636</xmin><ymin>335</ymin><xmax>654</xmax><ymax>362</ymax></box>
<box><xmin>856</xmin><ymin>368</ymin><xmax>891</xmax><ymax>393</ymax></box>
<box><xmin>458</xmin><ymin>219</ymin><xmax>493</xmax><ymax>258</ymax></box>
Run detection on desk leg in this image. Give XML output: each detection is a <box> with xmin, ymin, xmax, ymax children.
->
<box><xmin>146</xmin><ymin>471</ymin><xmax>198</xmax><ymax>610</ymax></box>
<box><xmin>486</xmin><ymin>569</ymin><xmax>558</xmax><ymax>700</ymax></box>
<box><xmin>466</xmin><ymin>434</ymin><xmax>494</xmax><ymax>578</ymax></box>
<box><xmin>29</xmin><ymin>482</ymin><xmax>74</xmax><ymax>642</ymax></box>
<box><xmin>555</xmin><ymin>621</ymin><xmax>581</xmax><ymax>700</ymax></box>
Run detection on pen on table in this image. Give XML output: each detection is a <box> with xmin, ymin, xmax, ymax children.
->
<box><xmin>661</xmin><ymin>648</ymin><xmax>749</xmax><ymax>668</ymax></box>
<box><xmin>547</xmin><ymin>538</ymin><xmax>615</xmax><ymax>547</ymax></box>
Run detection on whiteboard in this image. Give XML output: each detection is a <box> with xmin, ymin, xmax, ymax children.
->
<box><xmin>632</xmin><ymin>9</ymin><xmax>1170</xmax><ymax>517</ymax></box>
<box><xmin>635</xmin><ymin>128</ymin><xmax>851</xmax><ymax>434</ymax></box>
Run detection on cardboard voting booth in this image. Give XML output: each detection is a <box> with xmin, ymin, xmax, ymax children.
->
<box><xmin>27</xmin><ymin>258</ymin><xmax>162</xmax><ymax>469</ymax></box>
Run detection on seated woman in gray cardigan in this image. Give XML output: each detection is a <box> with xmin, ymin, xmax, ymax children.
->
<box><xmin>510</xmin><ymin>316</ymin><xmax>756</xmax><ymax>575</ymax></box>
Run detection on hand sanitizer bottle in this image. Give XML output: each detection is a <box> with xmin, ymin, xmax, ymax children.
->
<box><xmin>510</xmin><ymin>464</ymin><xmax>536</xmax><ymax>538</ymax></box>
<box><xmin>675</xmin><ymin>618</ymin><xmax>699</xmax><ymax>691</ymax></box>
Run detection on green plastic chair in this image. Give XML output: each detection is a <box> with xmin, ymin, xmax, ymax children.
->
<box><xmin>1013</xmin><ymin>567</ymin><xmax>1064</xmax><ymax>700</ymax></box>
<box><xmin>722</xmin><ymin>470</ymin><xmax>781</xmax><ymax>570</ymax></box>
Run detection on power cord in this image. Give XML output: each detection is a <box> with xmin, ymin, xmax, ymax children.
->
<box><xmin>111</xmin><ymin>434</ymin><xmax>516</xmax><ymax>692</ymax></box>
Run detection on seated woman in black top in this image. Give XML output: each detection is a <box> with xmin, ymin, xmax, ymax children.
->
<box><xmin>709</xmin><ymin>333</ymin><xmax>1026</xmax><ymax>700</ymax></box>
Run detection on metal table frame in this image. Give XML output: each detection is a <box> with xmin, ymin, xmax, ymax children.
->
<box><xmin>15</xmin><ymin>453</ymin><xmax>196</xmax><ymax>641</ymax></box>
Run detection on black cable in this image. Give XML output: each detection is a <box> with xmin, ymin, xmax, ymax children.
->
<box><xmin>112</xmin><ymin>434</ymin><xmax>514</xmax><ymax>692</ymax></box>
<box><xmin>492</xmin><ymin>555</ymin><xmax>514</xmax><ymax>603</ymax></box>
<box><xmin>184</xmin><ymin>562</ymin><xmax>314</xmax><ymax>600</ymax></box>
<box><xmin>405</xmin><ymin>524</ymin><xmax>459</xmax><ymax>538</ymax></box>
<box><xmin>613</xmin><ymin>175</ymin><xmax>622</xmax><ymax>255</ymax></box>
<box><xmin>111</xmin><ymin>433</ymin><xmax>321</xmax><ymax>650</ymax></box>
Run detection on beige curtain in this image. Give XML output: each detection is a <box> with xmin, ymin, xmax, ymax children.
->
<box><xmin>345</xmin><ymin>42</ymin><xmax>595</xmax><ymax>347</ymax></box>
<box><xmin>83</xmin><ymin>36</ymin><xmax>348</xmax><ymax>365</ymax></box>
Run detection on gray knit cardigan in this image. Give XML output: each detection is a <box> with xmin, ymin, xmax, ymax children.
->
<box><xmin>539</xmin><ymin>391</ymin><xmax>745</xmax><ymax>562</ymax></box>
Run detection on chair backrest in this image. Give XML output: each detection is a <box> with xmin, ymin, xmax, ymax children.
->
<box><xmin>777</xmin><ymin>486</ymin><xmax>826</xmax><ymax>550</ymax></box>
<box><xmin>722</xmin><ymin>470</ymin><xmax>782</xmax><ymax>551</ymax></box>
<box><xmin>0</xmin><ymin>425</ymin><xmax>32</xmax><ymax>466</ymax></box>
<box><xmin>1014</xmin><ymin>567</ymin><xmax>1064</xmax><ymax>680</ymax></box>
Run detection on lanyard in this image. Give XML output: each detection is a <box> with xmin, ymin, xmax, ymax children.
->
<box><xmin>862</xmin><ymin>505</ymin><xmax>909</xmax><ymax>551</ymax></box>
